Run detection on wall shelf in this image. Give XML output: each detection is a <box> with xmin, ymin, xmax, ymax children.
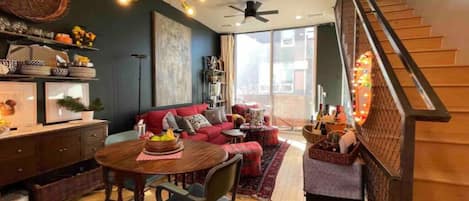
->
<box><xmin>0</xmin><ymin>74</ymin><xmax>98</xmax><ymax>81</ymax></box>
<box><xmin>0</xmin><ymin>30</ymin><xmax>99</xmax><ymax>51</ymax></box>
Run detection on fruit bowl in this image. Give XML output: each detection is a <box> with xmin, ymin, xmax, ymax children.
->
<box><xmin>145</xmin><ymin>136</ymin><xmax>180</xmax><ymax>153</ymax></box>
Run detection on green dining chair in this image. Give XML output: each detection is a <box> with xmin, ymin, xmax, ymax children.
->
<box><xmin>104</xmin><ymin>130</ymin><xmax>164</xmax><ymax>200</ymax></box>
<box><xmin>156</xmin><ymin>154</ymin><xmax>243</xmax><ymax>201</ymax></box>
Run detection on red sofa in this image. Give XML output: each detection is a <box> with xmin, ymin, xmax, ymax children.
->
<box><xmin>137</xmin><ymin>104</ymin><xmax>232</xmax><ymax>145</ymax></box>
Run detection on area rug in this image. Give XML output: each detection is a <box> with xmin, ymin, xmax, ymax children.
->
<box><xmin>237</xmin><ymin>140</ymin><xmax>290</xmax><ymax>200</ymax></box>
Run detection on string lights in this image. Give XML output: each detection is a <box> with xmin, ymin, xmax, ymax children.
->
<box><xmin>352</xmin><ymin>51</ymin><xmax>373</xmax><ymax>125</ymax></box>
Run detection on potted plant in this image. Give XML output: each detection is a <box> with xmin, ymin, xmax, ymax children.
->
<box><xmin>57</xmin><ymin>96</ymin><xmax>104</xmax><ymax>121</ymax></box>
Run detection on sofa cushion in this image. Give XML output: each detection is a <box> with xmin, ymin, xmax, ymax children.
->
<box><xmin>146</xmin><ymin>109</ymin><xmax>177</xmax><ymax>134</ymax></box>
<box><xmin>176</xmin><ymin>106</ymin><xmax>198</xmax><ymax>117</ymax></box>
<box><xmin>175</xmin><ymin>115</ymin><xmax>196</xmax><ymax>135</ymax></box>
<box><xmin>184</xmin><ymin>114</ymin><xmax>212</xmax><ymax>130</ymax></box>
<box><xmin>214</xmin><ymin>122</ymin><xmax>234</xmax><ymax>130</ymax></box>
<box><xmin>162</xmin><ymin>112</ymin><xmax>179</xmax><ymax>130</ymax></box>
<box><xmin>203</xmin><ymin>109</ymin><xmax>223</xmax><ymax>125</ymax></box>
<box><xmin>194</xmin><ymin>104</ymin><xmax>209</xmax><ymax>114</ymax></box>
<box><xmin>181</xmin><ymin>132</ymin><xmax>209</xmax><ymax>142</ymax></box>
<box><xmin>210</xmin><ymin>134</ymin><xmax>228</xmax><ymax>145</ymax></box>
<box><xmin>197</xmin><ymin>126</ymin><xmax>222</xmax><ymax>139</ymax></box>
<box><xmin>232</xmin><ymin>104</ymin><xmax>259</xmax><ymax>117</ymax></box>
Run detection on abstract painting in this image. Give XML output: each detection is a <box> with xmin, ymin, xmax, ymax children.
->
<box><xmin>0</xmin><ymin>82</ymin><xmax>37</xmax><ymax>128</ymax></box>
<box><xmin>152</xmin><ymin>11</ymin><xmax>192</xmax><ymax>107</ymax></box>
<box><xmin>45</xmin><ymin>82</ymin><xmax>89</xmax><ymax>123</ymax></box>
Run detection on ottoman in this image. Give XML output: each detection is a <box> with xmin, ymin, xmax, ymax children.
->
<box><xmin>222</xmin><ymin>142</ymin><xmax>263</xmax><ymax>177</ymax></box>
<box><xmin>241</xmin><ymin>125</ymin><xmax>280</xmax><ymax>146</ymax></box>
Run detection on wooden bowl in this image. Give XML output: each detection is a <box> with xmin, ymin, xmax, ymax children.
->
<box><xmin>145</xmin><ymin>138</ymin><xmax>179</xmax><ymax>153</ymax></box>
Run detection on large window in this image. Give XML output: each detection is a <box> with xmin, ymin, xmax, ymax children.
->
<box><xmin>235</xmin><ymin>27</ymin><xmax>317</xmax><ymax>128</ymax></box>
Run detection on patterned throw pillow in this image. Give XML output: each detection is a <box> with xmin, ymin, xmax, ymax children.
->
<box><xmin>184</xmin><ymin>114</ymin><xmax>212</xmax><ymax>130</ymax></box>
<box><xmin>162</xmin><ymin>112</ymin><xmax>179</xmax><ymax>130</ymax></box>
<box><xmin>203</xmin><ymin>109</ymin><xmax>223</xmax><ymax>125</ymax></box>
<box><xmin>249</xmin><ymin>108</ymin><xmax>265</xmax><ymax>126</ymax></box>
<box><xmin>175</xmin><ymin>115</ymin><xmax>196</xmax><ymax>135</ymax></box>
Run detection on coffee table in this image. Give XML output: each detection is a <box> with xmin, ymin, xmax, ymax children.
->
<box><xmin>222</xmin><ymin>129</ymin><xmax>246</xmax><ymax>144</ymax></box>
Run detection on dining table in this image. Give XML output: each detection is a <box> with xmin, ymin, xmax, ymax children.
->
<box><xmin>95</xmin><ymin>139</ymin><xmax>228</xmax><ymax>201</ymax></box>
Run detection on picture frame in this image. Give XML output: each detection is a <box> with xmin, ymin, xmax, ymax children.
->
<box><xmin>45</xmin><ymin>82</ymin><xmax>90</xmax><ymax>123</ymax></box>
<box><xmin>0</xmin><ymin>82</ymin><xmax>37</xmax><ymax>128</ymax></box>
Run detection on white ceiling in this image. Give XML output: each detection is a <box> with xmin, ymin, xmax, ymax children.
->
<box><xmin>163</xmin><ymin>0</ymin><xmax>337</xmax><ymax>33</ymax></box>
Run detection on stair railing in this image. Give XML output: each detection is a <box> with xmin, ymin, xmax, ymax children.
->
<box><xmin>334</xmin><ymin>0</ymin><xmax>451</xmax><ymax>201</ymax></box>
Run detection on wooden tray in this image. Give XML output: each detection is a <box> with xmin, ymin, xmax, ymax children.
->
<box><xmin>309</xmin><ymin>138</ymin><xmax>360</xmax><ymax>166</ymax></box>
<box><xmin>143</xmin><ymin>142</ymin><xmax>184</xmax><ymax>156</ymax></box>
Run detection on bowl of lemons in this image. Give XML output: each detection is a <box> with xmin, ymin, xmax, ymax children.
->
<box><xmin>145</xmin><ymin>129</ymin><xmax>181</xmax><ymax>153</ymax></box>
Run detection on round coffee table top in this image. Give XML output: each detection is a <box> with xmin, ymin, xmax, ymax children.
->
<box><xmin>95</xmin><ymin>139</ymin><xmax>228</xmax><ymax>175</ymax></box>
<box><xmin>222</xmin><ymin>129</ymin><xmax>246</xmax><ymax>137</ymax></box>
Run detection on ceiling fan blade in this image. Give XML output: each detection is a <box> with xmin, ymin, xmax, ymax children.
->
<box><xmin>254</xmin><ymin>1</ymin><xmax>262</xmax><ymax>10</ymax></box>
<box><xmin>256</xmin><ymin>15</ymin><xmax>269</xmax><ymax>23</ymax></box>
<box><xmin>257</xmin><ymin>10</ymin><xmax>279</xmax><ymax>15</ymax></box>
<box><xmin>224</xmin><ymin>14</ymin><xmax>244</xmax><ymax>18</ymax></box>
<box><xmin>229</xmin><ymin>5</ymin><xmax>245</xmax><ymax>13</ymax></box>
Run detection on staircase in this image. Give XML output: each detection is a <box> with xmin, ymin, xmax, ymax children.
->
<box><xmin>365</xmin><ymin>1</ymin><xmax>469</xmax><ymax>200</ymax></box>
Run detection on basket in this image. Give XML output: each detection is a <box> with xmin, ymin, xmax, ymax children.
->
<box><xmin>325</xmin><ymin>123</ymin><xmax>347</xmax><ymax>133</ymax></box>
<box><xmin>302</xmin><ymin>124</ymin><xmax>324</xmax><ymax>144</ymax></box>
<box><xmin>30</xmin><ymin>167</ymin><xmax>103</xmax><ymax>201</ymax></box>
<box><xmin>309</xmin><ymin>138</ymin><xmax>360</xmax><ymax>165</ymax></box>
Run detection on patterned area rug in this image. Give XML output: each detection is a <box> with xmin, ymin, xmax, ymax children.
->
<box><xmin>237</xmin><ymin>140</ymin><xmax>290</xmax><ymax>200</ymax></box>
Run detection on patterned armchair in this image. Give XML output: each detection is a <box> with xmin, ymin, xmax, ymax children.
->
<box><xmin>231</xmin><ymin>103</ymin><xmax>271</xmax><ymax>126</ymax></box>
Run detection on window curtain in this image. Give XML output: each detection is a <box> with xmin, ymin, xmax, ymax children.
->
<box><xmin>221</xmin><ymin>34</ymin><xmax>235</xmax><ymax>113</ymax></box>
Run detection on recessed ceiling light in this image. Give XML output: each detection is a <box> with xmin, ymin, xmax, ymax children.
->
<box><xmin>295</xmin><ymin>15</ymin><xmax>303</xmax><ymax>20</ymax></box>
<box><xmin>117</xmin><ymin>0</ymin><xmax>133</xmax><ymax>7</ymax></box>
<box><xmin>235</xmin><ymin>22</ymin><xmax>241</xmax><ymax>26</ymax></box>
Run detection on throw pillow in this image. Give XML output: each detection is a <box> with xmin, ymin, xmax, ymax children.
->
<box><xmin>203</xmin><ymin>109</ymin><xmax>223</xmax><ymax>125</ymax></box>
<box><xmin>162</xmin><ymin>112</ymin><xmax>179</xmax><ymax>130</ymax></box>
<box><xmin>249</xmin><ymin>108</ymin><xmax>265</xmax><ymax>126</ymax></box>
<box><xmin>175</xmin><ymin>115</ymin><xmax>196</xmax><ymax>135</ymax></box>
<box><xmin>184</xmin><ymin>114</ymin><xmax>212</xmax><ymax>130</ymax></box>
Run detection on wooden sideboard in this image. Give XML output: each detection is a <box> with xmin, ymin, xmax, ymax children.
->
<box><xmin>0</xmin><ymin>121</ymin><xmax>108</xmax><ymax>187</ymax></box>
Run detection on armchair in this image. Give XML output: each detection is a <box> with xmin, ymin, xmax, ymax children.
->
<box><xmin>156</xmin><ymin>154</ymin><xmax>243</xmax><ymax>201</ymax></box>
<box><xmin>232</xmin><ymin>104</ymin><xmax>271</xmax><ymax>126</ymax></box>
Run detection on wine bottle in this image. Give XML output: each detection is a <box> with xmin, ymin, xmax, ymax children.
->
<box><xmin>320</xmin><ymin>123</ymin><xmax>327</xmax><ymax>135</ymax></box>
<box><xmin>316</xmin><ymin>104</ymin><xmax>323</xmax><ymax>121</ymax></box>
<box><xmin>323</xmin><ymin>104</ymin><xmax>330</xmax><ymax>116</ymax></box>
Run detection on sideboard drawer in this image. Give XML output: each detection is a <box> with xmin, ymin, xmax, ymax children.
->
<box><xmin>82</xmin><ymin>126</ymin><xmax>107</xmax><ymax>144</ymax></box>
<box><xmin>39</xmin><ymin>130</ymin><xmax>82</xmax><ymax>172</ymax></box>
<box><xmin>0</xmin><ymin>157</ymin><xmax>37</xmax><ymax>186</ymax></box>
<box><xmin>0</xmin><ymin>137</ymin><xmax>36</xmax><ymax>161</ymax></box>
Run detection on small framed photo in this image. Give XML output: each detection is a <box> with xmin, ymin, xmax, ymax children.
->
<box><xmin>0</xmin><ymin>82</ymin><xmax>37</xmax><ymax>128</ymax></box>
<box><xmin>45</xmin><ymin>82</ymin><xmax>90</xmax><ymax>123</ymax></box>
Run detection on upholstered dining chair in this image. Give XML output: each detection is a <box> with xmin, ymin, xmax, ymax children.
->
<box><xmin>104</xmin><ymin>130</ymin><xmax>164</xmax><ymax>200</ymax></box>
<box><xmin>155</xmin><ymin>154</ymin><xmax>243</xmax><ymax>201</ymax></box>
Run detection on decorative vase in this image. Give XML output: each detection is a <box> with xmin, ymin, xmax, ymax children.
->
<box><xmin>81</xmin><ymin>111</ymin><xmax>94</xmax><ymax>121</ymax></box>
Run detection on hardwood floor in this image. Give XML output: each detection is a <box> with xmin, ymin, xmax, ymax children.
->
<box><xmin>78</xmin><ymin>131</ymin><xmax>306</xmax><ymax>201</ymax></box>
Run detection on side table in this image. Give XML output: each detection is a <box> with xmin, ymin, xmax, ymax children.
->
<box><xmin>222</xmin><ymin>129</ymin><xmax>246</xmax><ymax>144</ymax></box>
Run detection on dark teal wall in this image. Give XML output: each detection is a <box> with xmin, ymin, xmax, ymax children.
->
<box><xmin>316</xmin><ymin>24</ymin><xmax>343</xmax><ymax>106</ymax></box>
<box><xmin>0</xmin><ymin>0</ymin><xmax>220</xmax><ymax>133</ymax></box>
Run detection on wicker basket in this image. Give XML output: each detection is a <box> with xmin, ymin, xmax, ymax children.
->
<box><xmin>309</xmin><ymin>138</ymin><xmax>360</xmax><ymax>165</ymax></box>
<box><xmin>30</xmin><ymin>167</ymin><xmax>103</xmax><ymax>201</ymax></box>
<box><xmin>303</xmin><ymin>124</ymin><xmax>325</xmax><ymax>144</ymax></box>
<box><xmin>325</xmin><ymin>123</ymin><xmax>347</xmax><ymax>133</ymax></box>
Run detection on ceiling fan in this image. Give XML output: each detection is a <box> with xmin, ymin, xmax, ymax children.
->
<box><xmin>224</xmin><ymin>1</ymin><xmax>279</xmax><ymax>23</ymax></box>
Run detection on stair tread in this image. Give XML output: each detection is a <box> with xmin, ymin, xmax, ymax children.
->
<box><xmin>416</xmin><ymin>137</ymin><xmax>469</xmax><ymax>145</ymax></box>
<box><xmin>415</xmin><ymin>171</ymin><xmax>469</xmax><ymax>187</ymax></box>
<box><xmin>382</xmin><ymin>8</ymin><xmax>414</xmax><ymax>13</ymax></box>
<box><xmin>385</xmin><ymin>48</ymin><xmax>458</xmax><ymax>54</ymax></box>
<box><xmin>402</xmin><ymin>83</ymin><xmax>469</xmax><ymax>87</ymax></box>
<box><xmin>394</xmin><ymin>64</ymin><xmax>469</xmax><ymax>69</ymax></box>
<box><xmin>376</xmin><ymin>2</ymin><xmax>408</xmax><ymax>7</ymax></box>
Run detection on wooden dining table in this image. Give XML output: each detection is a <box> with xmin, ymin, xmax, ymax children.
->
<box><xmin>95</xmin><ymin>139</ymin><xmax>228</xmax><ymax>201</ymax></box>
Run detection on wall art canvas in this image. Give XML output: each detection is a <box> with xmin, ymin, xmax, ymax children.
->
<box><xmin>152</xmin><ymin>11</ymin><xmax>192</xmax><ymax>107</ymax></box>
<box><xmin>45</xmin><ymin>82</ymin><xmax>89</xmax><ymax>123</ymax></box>
<box><xmin>0</xmin><ymin>82</ymin><xmax>37</xmax><ymax>128</ymax></box>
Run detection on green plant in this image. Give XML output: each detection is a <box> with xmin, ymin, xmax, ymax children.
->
<box><xmin>57</xmin><ymin>96</ymin><xmax>104</xmax><ymax>112</ymax></box>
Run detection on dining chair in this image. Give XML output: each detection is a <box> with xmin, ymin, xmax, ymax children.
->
<box><xmin>155</xmin><ymin>154</ymin><xmax>243</xmax><ymax>201</ymax></box>
<box><xmin>104</xmin><ymin>130</ymin><xmax>164</xmax><ymax>200</ymax></box>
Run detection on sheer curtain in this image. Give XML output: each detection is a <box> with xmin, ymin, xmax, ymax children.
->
<box><xmin>220</xmin><ymin>34</ymin><xmax>235</xmax><ymax>113</ymax></box>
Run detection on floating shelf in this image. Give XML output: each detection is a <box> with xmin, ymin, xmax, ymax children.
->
<box><xmin>0</xmin><ymin>30</ymin><xmax>99</xmax><ymax>51</ymax></box>
<box><xmin>0</xmin><ymin>74</ymin><xmax>98</xmax><ymax>81</ymax></box>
